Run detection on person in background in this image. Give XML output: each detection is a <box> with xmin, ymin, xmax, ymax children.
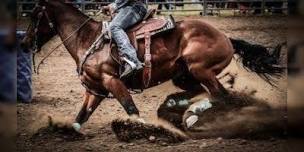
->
<box><xmin>157</xmin><ymin>0</ymin><xmax>173</xmax><ymax>15</ymax></box>
<box><xmin>0</xmin><ymin>0</ymin><xmax>17</xmax><ymax>103</ymax></box>
<box><xmin>0</xmin><ymin>1</ymin><xmax>17</xmax><ymax>151</ymax></box>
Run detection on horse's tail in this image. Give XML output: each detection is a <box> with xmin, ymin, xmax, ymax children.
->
<box><xmin>229</xmin><ymin>38</ymin><xmax>285</xmax><ymax>86</ymax></box>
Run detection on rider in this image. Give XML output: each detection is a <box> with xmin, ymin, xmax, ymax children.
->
<box><xmin>102</xmin><ymin>0</ymin><xmax>147</xmax><ymax>77</ymax></box>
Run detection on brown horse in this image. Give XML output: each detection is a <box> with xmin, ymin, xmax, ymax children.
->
<box><xmin>22</xmin><ymin>0</ymin><xmax>283</xmax><ymax>131</ymax></box>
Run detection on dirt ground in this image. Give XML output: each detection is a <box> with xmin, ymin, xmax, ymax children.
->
<box><xmin>17</xmin><ymin>16</ymin><xmax>287</xmax><ymax>152</ymax></box>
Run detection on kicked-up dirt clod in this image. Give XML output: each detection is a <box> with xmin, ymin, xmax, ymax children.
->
<box><xmin>111</xmin><ymin>117</ymin><xmax>188</xmax><ymax>143</ymax></box>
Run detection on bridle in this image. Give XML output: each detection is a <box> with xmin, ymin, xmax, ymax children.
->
<box><xmin>29</xmin><ymin>4</ymin><xmax>92</xmax><ymax>74</ymax></box>
<box><xmin>30</xmin><ymin>5</ymin><xmax>56</xmax><ymax>73</ymax></box>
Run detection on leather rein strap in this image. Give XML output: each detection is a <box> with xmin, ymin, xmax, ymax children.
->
<box><xmin>33</xmin><ymin>5</ymin><xmax>92</xmax><ymax>74</ymax></box>
<box><xmin>143</xmin><ymin>32</ymin><xmax>152</xmax><ymax>88</ymax></box>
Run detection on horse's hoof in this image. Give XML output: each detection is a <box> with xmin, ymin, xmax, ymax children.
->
<box><xmin>185</xmin><ymin>115</ymin><xmax>198</xmax><ymax>128</ymax></box>
<box><xmin>72</xmin><ymin>123</ymin><xmax>81</xmax><ymax>132</ymax></box>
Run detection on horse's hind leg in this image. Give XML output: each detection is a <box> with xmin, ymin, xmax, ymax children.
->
<box><xmin>190</xmin><ymin>68</ymin><xmax>228</xmax><ymax>98</ymax></box>
<box><xmin>201</xmin><ymin>74</ymin><xmax>228</xmax><ymax>98</ymax></box>
<box><xmin>183</xmin><ymin>67</ymin><xmax>228</xmax><ymax>128</ymax></box>
<box><xmin>157</xmin><ymin>71</ymin><xmax>204</xmax><ymax>129</ymax></box>
<box><xmin>157</xmin><ymin>89</ymin><xmax>202</xmax><ymax>129</ymax></box>
<box><xmin>72</xmin><ymin>91</ymin><xmax>105</xmax><ymax>131</ymax></box>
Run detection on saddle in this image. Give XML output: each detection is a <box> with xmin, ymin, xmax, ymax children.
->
<box><xmin>104</xmin><ymin>9</ymin><xmax>176</xmax><ymax>88</ymax></box>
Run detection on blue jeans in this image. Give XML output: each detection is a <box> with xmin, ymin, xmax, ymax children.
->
<box><xmin>0</xmin><ymin>33</ymin><xmax>17</xmax><ymax>103</ymax></box>
<box><xmin>109</xmin><ymin>5</ymin><xmax>146</xmax><ymax>65</ymax></box>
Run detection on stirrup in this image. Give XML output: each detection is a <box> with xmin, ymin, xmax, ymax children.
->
<box><xmin>122</xmin><ymin>57</ymin><xmax>136</xmax><ymax>69</ymax></box>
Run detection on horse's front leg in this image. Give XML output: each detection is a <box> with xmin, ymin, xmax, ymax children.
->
<box><xmin>72</xmin><ymin>91</ymin><xmax>105</xmax><ymax>131</ymax></box>
<box><xmin>102</xmin><ymin>75</ymin><xmax>141</xmax><ymax>118</ymax></box>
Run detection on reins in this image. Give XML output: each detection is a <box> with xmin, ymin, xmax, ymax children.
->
<box><xmin>35</xmin><ymin>17</ymin><xmax>91</xmax><ymax>74</ymax></box>
<box><xmin>32</xmin><ymin>5</ymin><xmax>119</xmax><ymax>74</ymax></box>
<box><xmin>32</xmin><ymin>5</ymin><xmax>92</xmax><ymax>74</ymax></box>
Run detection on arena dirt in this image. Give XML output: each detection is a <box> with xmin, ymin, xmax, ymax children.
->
<box><xmin>17</xmin><ymin>16</ymin><xmax>287</xmax><ymax>152</ymax></box>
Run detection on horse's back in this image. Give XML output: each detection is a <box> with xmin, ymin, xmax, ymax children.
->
<box><xmin>95</xmin><ymin>18</ymin><xmax>234</xmax><ymax>88</ymax></box>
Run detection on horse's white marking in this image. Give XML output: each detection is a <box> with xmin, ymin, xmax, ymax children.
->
<box><xmin>130</xmin><ymin>114</ymin><xmax>146</xmax><ymax>124</ymax></box>
<box><xmin>178</xmin><ymin>99</ymin><xmax>189</xmax><ymax>106</ymax></box>
<box><xmin>185</xmin><ymin>98</ymin><xmax>213</xmax><ymax>128</ymax></box>
<box><xmin>188</xmin><ymin>98</ymin><xmax>212</xmax><ymax>114</ymax></box>
<box><xmin>137</xmin><ymin>117</ymin><xmax>146</xmax><ymax>124</ymax></box>
<box><xmin>166</xmin><ymin>99</ymin><xmax>189</xmax><ymax>108</ymax></box>
<box><xmin>186</xmin><ymin>115</ymin><xmax>198</xmax><ymax>128</ymax></box>
<box><xmin>166</xmin><ymin>99</ymin><xmax>176</xmax><ymax>107</ymax></box>
<box><xmin>72</xmin><ymin>123</ymin><xmax>81</xmax><ymax>131</ymax></box>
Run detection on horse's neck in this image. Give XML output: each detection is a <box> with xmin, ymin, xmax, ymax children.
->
<box><xmin>52</xmin><ymin>1</ymin><xmax>102</xmax><ymax>64</ymax></box>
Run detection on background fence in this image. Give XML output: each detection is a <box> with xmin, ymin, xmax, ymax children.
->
<box><xmin>17</xmin><ymin>0</ymin><xmax>288</xmax><ymax>17</ymax></box>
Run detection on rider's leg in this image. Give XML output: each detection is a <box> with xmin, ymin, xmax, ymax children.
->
<box><xmin>109</xmin><ymin>6</ymin><xmax>146</xmax><ymax>77</ymax></box>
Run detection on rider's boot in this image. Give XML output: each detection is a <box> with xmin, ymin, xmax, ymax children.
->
<box><xmin>120</xmin><ymin>57</ymin><xmax>143</xmax><ymax>78</ymax></box>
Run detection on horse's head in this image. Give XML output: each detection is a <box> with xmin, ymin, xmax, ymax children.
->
<box><xmin>21</xmin><ymin>0</ymin><xmax>57</xmax><ymax>52</ymax></box>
